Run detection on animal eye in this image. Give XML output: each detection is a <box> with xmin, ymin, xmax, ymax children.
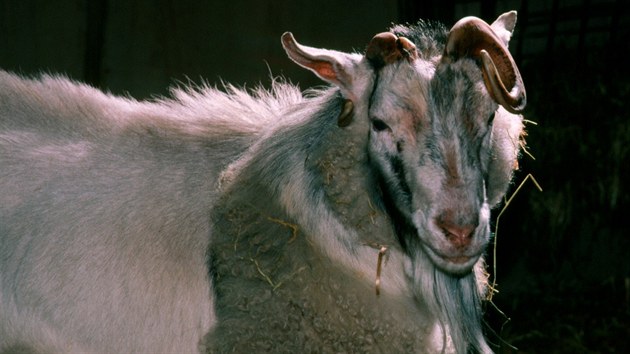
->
<box><xmin>371</xmin><ymin>118</ymin><xmax>391</xmax><ymax>132</ymax></box>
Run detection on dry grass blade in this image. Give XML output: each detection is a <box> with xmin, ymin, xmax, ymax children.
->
<box><xmin>267</xmin><ymin>217</ymin><xmax>299</xmax><ymax>243</ymax></box>
<box><xmin>488</xmin><ymin>173</ymin><xmax>543</xmax><ymax>301</ymax></box>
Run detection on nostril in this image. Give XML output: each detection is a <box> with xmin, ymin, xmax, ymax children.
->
<box><xmin>441</xmin><ymin>224</ymin><xmax>475</xmax><ymax>248</ymax></box>
<box><xmin>436</xmin><ymin>211</ymin><xmax>476</xmax><ymax>248</ymax></box>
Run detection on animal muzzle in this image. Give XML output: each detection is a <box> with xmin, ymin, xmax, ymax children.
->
<box><xmin>436</xmin><ymin>208</ymin><xmax>479</xmax><ymax>250</ymax></box>
<box><xmin>417</xmin><ymin>203</ymin><xmax>489</xmax><ymax>275</ymax></box>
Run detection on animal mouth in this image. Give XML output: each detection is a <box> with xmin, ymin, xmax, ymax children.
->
<box><xmin>421</xmin><ymin>242</ymin><xmax>483</xmax><ymax>274</ymax></box>
<box><xmin>443</xmin><ymin>255</ymin><xmax>473</xmax><ymax>264</ymax></box>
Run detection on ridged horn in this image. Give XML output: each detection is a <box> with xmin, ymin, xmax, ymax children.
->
<box><xmin>444</xmin><ymin>16</ymin><xmax>526</xmax><ymax>113</ymax></box>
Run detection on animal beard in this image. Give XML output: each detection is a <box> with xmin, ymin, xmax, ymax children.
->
<box><xmin>405</xmin><ymin>249</ymin><xmax>492</xmax><ymax>354</ymax></box>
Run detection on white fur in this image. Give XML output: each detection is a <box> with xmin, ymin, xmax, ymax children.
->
<box><xmin>0</xmin><ymin>72</ymin><xmax>297</xmax><ymax>353</ymax></box>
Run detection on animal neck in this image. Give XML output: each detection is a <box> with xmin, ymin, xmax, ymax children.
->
<box><xmin>218</xmin><ymin>89</ymin><xmax>411</xmax><ymax>298</ymax></box>
<box><xmin>208</xmin><ymin>103</ymin><xmax>438</xmax><ymax>349</ymax></box>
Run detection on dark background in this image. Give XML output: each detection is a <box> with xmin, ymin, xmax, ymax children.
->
<box><xmin>1</xmin><ymin>0</ymin><xmax>628</xmax><ymax>352</ymax></box>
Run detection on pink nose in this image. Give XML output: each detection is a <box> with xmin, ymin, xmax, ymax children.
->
<box><xmin>436</xmin><ymin>212</ymin><xmax>476</xmax><ymax>248</ymax></box>
<box><xmin>442</xmin><ymin>223</ymin><xmax>475</xmax><ymax>248</ymax></box>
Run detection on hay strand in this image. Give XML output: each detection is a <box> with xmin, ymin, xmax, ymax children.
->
<box><xmin>488</xmin><ymin>173</ymin><xmax>543</xmax><ymax>301</ymax></box>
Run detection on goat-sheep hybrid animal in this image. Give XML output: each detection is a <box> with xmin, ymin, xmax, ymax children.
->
<box><xmin>0</xmin><ymin>11</ymin><xmax>527</xmax><ymax>354</ymax></box>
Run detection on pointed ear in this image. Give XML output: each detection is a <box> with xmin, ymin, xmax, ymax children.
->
<box><xmin>490</xmin><ymin>11</ymin><xmax>518</xmax><ymax>47</ymax></box>
<box><xmin>281</xmin><ymin>32</ymin><xmax>363</xmax><ymax>100</ymax></box>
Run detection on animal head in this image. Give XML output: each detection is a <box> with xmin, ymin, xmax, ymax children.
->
<box><xmin>282</xmin><ymin>11</ymin><xmax>525</xmax><ymax>276</ymax></box>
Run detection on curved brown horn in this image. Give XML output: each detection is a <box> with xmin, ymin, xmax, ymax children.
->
<box><xmin>444</xmin><ymin>16</ymin><xmax>526</xmax><ymax>113</ymax></box>
<box><xmin>366</xmin><ymin>32</ymin><xmax>418</xmax><ymax>69</ymax></box>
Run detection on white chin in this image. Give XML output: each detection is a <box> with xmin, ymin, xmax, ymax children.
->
<box><xmin>423</xmin><ymin>246</ymin><xmax>480</xmax><ymax>276</ymax></box>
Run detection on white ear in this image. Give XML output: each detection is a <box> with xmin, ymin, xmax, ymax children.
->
<box><xmin>490</xmin><ymin>11</ymin><xmax>518</xmax><ymax>47</ymax></box>
<box><xmin>281</xmin><ymin>32</ymin><xmax>364</xmax><ymax>101</ymax></box>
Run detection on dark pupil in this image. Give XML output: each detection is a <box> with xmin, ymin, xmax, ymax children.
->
<box><xmin>372</xmin><ymin>119</ymin><xmax>390</xmax><ymax>132</ymax></box>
